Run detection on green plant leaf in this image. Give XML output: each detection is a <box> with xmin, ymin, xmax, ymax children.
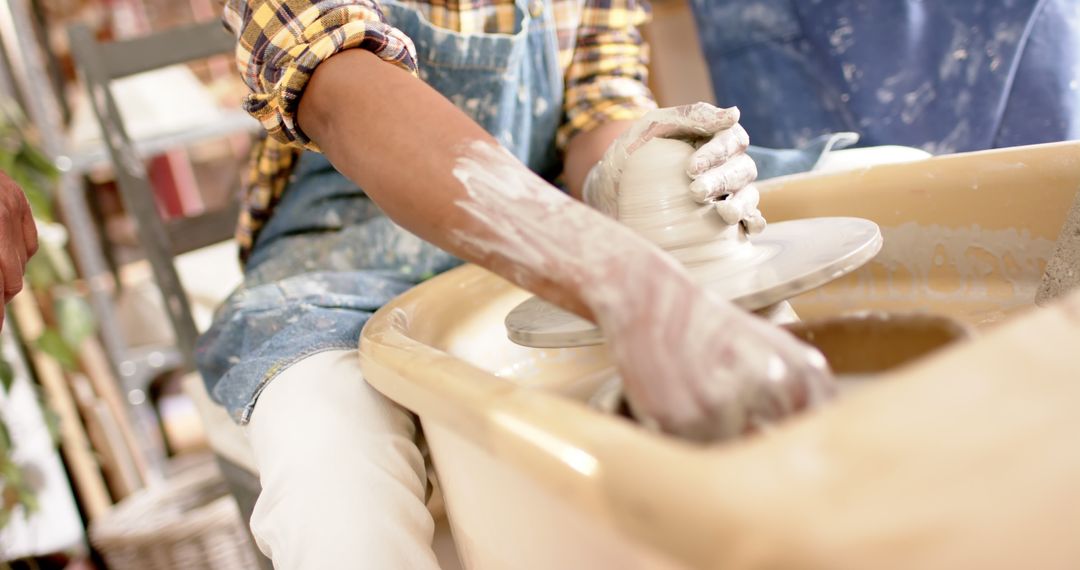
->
<box><xmin>54</xmin><ymin>296</ymin><xmax>95</xmax><ymax>348</ymax></box>
<box><xmin>39</xmin><ymin>235</ymin><xmax>75</xmax><ymax>283</ymax></box>
<box><xmin>17</xmin><ymin>484</ymin><xmax>38</xmax><ymax>515</ymax></box>
<box><xmin>27</xmin><ymin>384</ymin><xmax>61</xmax><ymax>446</ymax></box>
<box><xmin>0</xmin><ymin>150</ymin><xmax>14</xmax><ymax>173</ymax></box>
<box><xmin>0</xmin><ymin>459</ymin><xmax>39</xmax><ymax>525</ymax></box>
<box><xmin>2</xmin><ymin>461</ymin><xmax>20</xmax><ymax>482</ymax></box>
<box><xmin>34</xmin><ymin>329</ymin><xmax>78</xmax><ymax>371</ymax></box>
<box><xmin>18</xmin><ymin>143</ymin><xmax>58</xmax><ymax>180</ymax></box>
<box><xmin>7</xmin><ymin>165</ymin><xmax>36</xmax><ymax>194</ymax></box>
<box><xmin>27</xmin><ymin>192</ymin><xmax>53</xmax><ymax>222</ymax></box>
<box><xmin>0</xmin><ymin>102</ymin><xmax>58</xmax><ymax>223</ymax></box>
<box><xmin>24</xmin><ymin>254</ymin><xmax>56</xmax><ymax>291</ymax></box>
<box><xmin>42</xmin><ymin>407</ymin><xmax>60</xmax><ymax>446</ymax></box>
<box><xmin>0</xmin><ymin>358</ymin><xmax>13</xmax><ymax>393</ymax></box>
<box><xmin>8</xmin><ymin>169</ymin><xmax>54</xmax><ymax>223</ymax></box>
<box><xmin>0</xmin><ymin>418</ymin><xmax>11</xmax><ymax>457</ymax></box>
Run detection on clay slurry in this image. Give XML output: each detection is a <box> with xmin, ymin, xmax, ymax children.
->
<box><xmin>1036</xmin><ymin>190</ymin><xmax>1080</xmax><ymax>305</ymax></box>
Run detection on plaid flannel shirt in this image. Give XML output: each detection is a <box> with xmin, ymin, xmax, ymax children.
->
<box><xmin>224</xmin><ymin>0</ymin><xmax>657</xmax><ymax>260</ymax></box>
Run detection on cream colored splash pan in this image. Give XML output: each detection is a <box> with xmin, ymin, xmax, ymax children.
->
<box><xmin>359</xmin><ymin>142</ymin><xmax>1080</xmax><ymax>569</ymax></box>
<box><xmin>760</xmin><ymin>141</ymin><xmax>1079</xmax><ymax>326</ymax></box>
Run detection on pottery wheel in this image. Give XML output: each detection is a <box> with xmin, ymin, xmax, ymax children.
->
<box><xmin>505</xmin><ymin>216</ymin><xmax>882</xmax><ymax>348</ymax></box>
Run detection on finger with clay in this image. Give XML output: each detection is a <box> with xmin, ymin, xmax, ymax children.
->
<box><xmin>715</xmin><ymin>184</ymin><xmax>766</xmax><ymax>234</ymax></box>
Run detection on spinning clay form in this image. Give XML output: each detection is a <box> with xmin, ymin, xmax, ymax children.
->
<box><xmin>506</xmin><ymin>138</ymin><xmax>884</xmax><ymax>348</ymax></box>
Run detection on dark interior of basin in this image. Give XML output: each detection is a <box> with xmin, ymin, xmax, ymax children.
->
<box><xmin>786</xmin><ymin>312</ymin><xmax>972</xmax><ymax>376</ymax></box>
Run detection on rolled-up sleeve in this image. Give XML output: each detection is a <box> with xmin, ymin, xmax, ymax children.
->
<box><xmin>558</xmin><ymin>0</ymin><xmax>658</xmax><ymax>150</ymax></box>
<box><xmin>224</xmin><ymin>0</ymin><xmax>418</xmax><ymax>148</ymax></box>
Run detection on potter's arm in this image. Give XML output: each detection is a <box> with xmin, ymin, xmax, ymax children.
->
<box><xmin>227</xmin><ymin>0</ymin><xmax>833</xmax><ymax>439</ymax></box>
<box><xmin>299</xmin><ymin>50</ymin><xmax>657</xmax><ymax>318</ymax></box>
<box><xmin>299</xmin><ymin>51</ymin><xmax>834</xmax><ymax>441</ymax></box>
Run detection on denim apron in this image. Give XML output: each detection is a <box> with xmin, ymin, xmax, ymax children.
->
<box><xmin>691</xmin><ymin>0</ymin><xmax>1077</xmax><ymax>153</ymax></box>
<box><xmin>196</xmin><ymin>0</ymin><xmax>564</xmax><ymax>423</ymax></box>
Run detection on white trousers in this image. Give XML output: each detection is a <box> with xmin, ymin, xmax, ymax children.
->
<box><xmin>245</xmin><ymin>349</ymin><xmax>441</xmax><ymax>569</ymax></box>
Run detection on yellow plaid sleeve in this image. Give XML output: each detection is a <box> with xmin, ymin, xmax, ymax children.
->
<box><xmin>558</xmin><ymin>0</ymin><xmax>658</xmax><ymax>150</ymax></box>
<box><xmin>224</xmin><ymin>0</ymin><xmax>419</xmax><ymax>148</ymax></box>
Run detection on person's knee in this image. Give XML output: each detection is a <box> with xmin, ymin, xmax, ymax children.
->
<box><xmin>243</xmin><ymin>349</ymin><xmax>436</xmax><ymax>566</ymax></box>
<box><xmin>249</xmin><ymin>350</ymin><xmax>417</xmax><ymax>443</ymax></box>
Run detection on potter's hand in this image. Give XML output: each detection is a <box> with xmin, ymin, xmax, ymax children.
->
<box><xmin>0</xmin><ymin>171</ymin><xmax>36</xmax><ymax>326</ymax></box>
<box><xmin>597</xmin><ymin>271</ymin><xmax>835</xmax><ymax>441</ymax></box>
<box><xmin>583</xmin><ymin>102</ymin><xmax>765</xmax><ymax>233</ymax></box>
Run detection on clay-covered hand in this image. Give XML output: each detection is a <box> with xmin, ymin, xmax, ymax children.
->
<box><xmin>583</xmin><ymin>102</ymin><xmax>766</xmax><ymax>233</ymax></box>
<box><xmin>0</xmin><ymin>171</ymin><xmax>38</xmax><ymax>314</ymax></box>
<box><xmin>596</xmin><ymin>271</ymin><xmax>835</xmax><ymax>441</ymax></box>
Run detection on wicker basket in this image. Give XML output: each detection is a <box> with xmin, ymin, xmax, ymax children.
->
<box><xmin>90</xmin><ymin>461</ymin><xmax>259</xmax><ymax>569</ymax></box>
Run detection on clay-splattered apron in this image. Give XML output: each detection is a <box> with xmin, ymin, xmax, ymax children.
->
<box><xmin>691</xmin><ymin>0</ymin><xmax>1078</xmax><ymax>153</ymax></box>
<box><xmin>196</xmin><ymin>0</ymin><xmax>564</xmax><ymax>423</ymax></box>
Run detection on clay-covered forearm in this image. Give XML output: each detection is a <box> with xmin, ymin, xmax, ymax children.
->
<box><xmin>297</xmin><ymin>49</ymin><xmax>683</xmax><ymax>320</ymax></box>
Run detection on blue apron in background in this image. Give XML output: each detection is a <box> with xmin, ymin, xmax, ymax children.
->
<box><xmin>691</xmin><ymin>0</ymin><xmax>1080</xmax><ymax>153</ymax></box>
<box><xmin>196</xmin><ymin>0</ymin><xmax>564</xmax><ymax>423</ymax></box>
